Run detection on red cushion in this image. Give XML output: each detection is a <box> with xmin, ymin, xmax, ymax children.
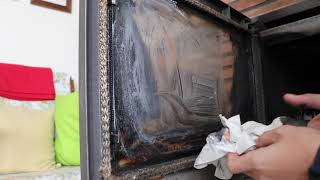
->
<box><xmin>0</xmin><ymin>63</ymin><xmax>55</xmax><ymax>101</ymax></box>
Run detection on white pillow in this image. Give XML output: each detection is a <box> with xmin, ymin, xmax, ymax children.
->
<box><xmin>53</xmin><ymin>72</ymin><xmax>72</xmax><ymax>96</ymax></box>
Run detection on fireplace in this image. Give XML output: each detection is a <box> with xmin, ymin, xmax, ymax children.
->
<box><xmin>109</xmin><ymin>0</ymin><xmax>259</xmax><ymax>174</ymax></box>
<box><xmin>81</xmin><ymin>0</ymin><xmax>320</xmax><ymax>179</ymax></box>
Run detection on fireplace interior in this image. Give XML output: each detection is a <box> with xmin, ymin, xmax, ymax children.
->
<box><xmin>258</xmin><ymin>9</ymin><xmax>320</xmax><ymax>124</ymax></box>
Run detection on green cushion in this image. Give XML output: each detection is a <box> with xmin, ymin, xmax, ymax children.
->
<box><xmin>54</xmin><ymin>92</ymin><xmax>80</xmax><ymax>166</ymax></box>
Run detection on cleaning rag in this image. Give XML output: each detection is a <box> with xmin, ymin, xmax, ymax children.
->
<box><xmin>194</xmin><ymin>114</ymin><xmax>283</xmax><ymax>179</ymax></box>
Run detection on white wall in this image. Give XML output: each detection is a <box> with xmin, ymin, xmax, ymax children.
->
<box><xmin>0</xmin><ymin>0</ymin><xmax>79</xmax><ymax>83</ymax></box>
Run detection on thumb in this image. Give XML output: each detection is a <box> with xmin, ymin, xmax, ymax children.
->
<box><xmin>227</xmin><ymin>153</ymin><xmax>254</xmax><ymax>174</ymax></box>
<box><xmin>255</xmin><ymin>130</ymin><xmax>280</xmax><ymax>148</ymax></box>
<box><xmin>283</xmin><ymin>93</ymin><xmax>320</xmax><ymax>109</ymax></box>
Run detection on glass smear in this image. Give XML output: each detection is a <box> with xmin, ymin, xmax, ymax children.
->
<box><xmin>112</xmin><ymin>0</ymin><xmax>237</xmax><ymax>171</ymax></box>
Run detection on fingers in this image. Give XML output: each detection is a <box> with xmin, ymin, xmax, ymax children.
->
<box><xmin>227</xmin><ymin>152</ymin><xmax>254</xmax><ymax>174</ymax></box>
<box><xmin>227</xmin><ymin>130</ymin><xmax>280</xmax><ymax>174</ymax></box>
<box><xmin>308</xmin><ymin>113</ymin><xmax>320</xmax><ymax>130</ymax></box>
<box><xmin>255</xmin><ymin>130</ymin><xmax>280</xmax><ymax>148</ymax></box>
<box><xmin>283</xmin><ymin>93</ymin><xmax>320</xmax><ymax>109</ymax></box>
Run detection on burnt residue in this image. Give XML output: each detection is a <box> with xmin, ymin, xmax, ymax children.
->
<box><xmin>111</xmin><ymin>0</ymin><xmax>254</xmax><ymax>172</ymax></box>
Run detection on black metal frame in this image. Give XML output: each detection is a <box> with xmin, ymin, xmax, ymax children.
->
<box><xmin>177</xmin><ymin>0</ymin><xmax>253</xmax><ymax>31</ymax></box>
<box><xmin>260</xmin><ymin>14</ymin><xmax>320</xmax><ymax>45</ymax></box>
<box><xmin>79</xmin><ymin>0</ymin><xmax>102</xmax><ymax>179</ymax></box>
<box><xmin>253</xmin><ymin>0</ymin><xmax>320</xmax><ymax>30</ymax></box>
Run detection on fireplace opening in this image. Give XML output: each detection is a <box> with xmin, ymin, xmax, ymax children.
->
<box><xmin>261</xmin><ymin>33</ymin><xmax>320</xmax><ymax>124</ymax></box>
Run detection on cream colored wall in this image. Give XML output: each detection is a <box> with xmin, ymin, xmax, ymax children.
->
<box><xmin>0</xmin><ymin>0</ymin><xmax>79</xmax><ymax>84</ymax></box>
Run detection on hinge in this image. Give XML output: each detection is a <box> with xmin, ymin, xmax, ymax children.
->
<box><xmin>222</xmin><ymin>7</ymin><xmax>231</xmax><ymax>19</ymax></box>
<box><xmin>109</xmin><ymin>0</ymin><xmax>117</xmax><ymax>6</ymax></box>
<box><xmin>111</xmin><ymin>131</ymin><xmax>120</xmax><ymax>143</ymax></box>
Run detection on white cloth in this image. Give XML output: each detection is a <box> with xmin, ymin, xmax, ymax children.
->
<box><xmin>194</xmin><ymin>115</ymin><xmax>283</xmax><ymax>179</ymax></box>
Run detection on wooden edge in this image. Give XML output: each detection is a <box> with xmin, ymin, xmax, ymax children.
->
<box><xmin>242</xmin><ymin>0</ymin><xmax>304</xmax><ymax>18</ymax></box>
<box><xmin>230</xmin><ymin>0</ymin><xmax>266</xmax><ymax>12</ymax></box>
<box><xmin>31</xmin><ymin>0</ymin><xmax>72</xmax><ymax>13</ymax></box>
<box><xmin>70</xmin><ymin>77</ymin><xmax>75</xmax><ymax>93</ymax></box>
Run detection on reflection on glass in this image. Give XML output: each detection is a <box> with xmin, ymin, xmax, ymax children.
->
<box><xmin>112</xmin><ymin>0</ymin><xmax>236</xmax><ymax>171</ymax></box>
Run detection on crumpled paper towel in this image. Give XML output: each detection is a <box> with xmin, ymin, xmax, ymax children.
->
<box><xmin>194</xmin><ymin>114</ymin><xmax>283</xmax><ymax>179</ymax></box>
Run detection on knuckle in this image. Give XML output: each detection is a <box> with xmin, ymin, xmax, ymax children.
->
<box><xmin>282</xmin><ymin>125</ymin><xmax>290</xmax><ymax>129</ymax></box>
<box><xmin>280</xmin><ymin>125</ymin><xmax>292</xmax><ymax>132</ymax></box>
<box><xmin>255</xmin><ymin>138</ymin><xmax>261</xmax><ymax>144</ymax></box>
<box><xmin>274</xmin><ymin>128</ymin><xmax>282</xmax><ymax>134</ymax></box>
<box><xmin>275</xmin><ymin>126</ymin><xmax>287</xmax><ymax>135</ymax></box>
<box><xmin>255</xmin><ymin>138</ymin><xmax>263</xmax><ymax>147</ymax></box>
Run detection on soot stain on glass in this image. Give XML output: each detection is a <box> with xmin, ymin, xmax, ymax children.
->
<box><xmin>111</xmin><ymin>0</ymin><xmax>243</xmax><ymax>172</ymax></box>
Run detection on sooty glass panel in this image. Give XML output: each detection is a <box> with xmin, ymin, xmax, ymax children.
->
<box><xmin>111</xmin><ymin>0</ymin><xmax>253</xmax><ymax>172</ymax></box>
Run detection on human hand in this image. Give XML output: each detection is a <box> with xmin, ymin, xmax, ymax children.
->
<box><xmin>284</xmin><ymin>93</ymin><xmax>320</xmax><ymax>129</ymax></box>
<box><xmin>227</xmin><ymin>125</ymin><xmax>320</xmax><ymax>180</ymax></box>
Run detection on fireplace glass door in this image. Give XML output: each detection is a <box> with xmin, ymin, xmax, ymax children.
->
<box><xmin>110</xmin><ymin>0</ymin><xmax>255</xmax><ymax>173</ymax></box>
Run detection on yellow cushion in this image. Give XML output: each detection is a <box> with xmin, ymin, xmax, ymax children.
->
<box><xmin>0</xmin><ymin>102</ymin><xmax>56</xmax><ymax>174</ymax></box>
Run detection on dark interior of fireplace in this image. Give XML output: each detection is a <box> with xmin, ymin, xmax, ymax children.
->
<box><xmin>261</xmin><ymin>33</ymin><xmax>320</xmax><ymax>124</ymax></box>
